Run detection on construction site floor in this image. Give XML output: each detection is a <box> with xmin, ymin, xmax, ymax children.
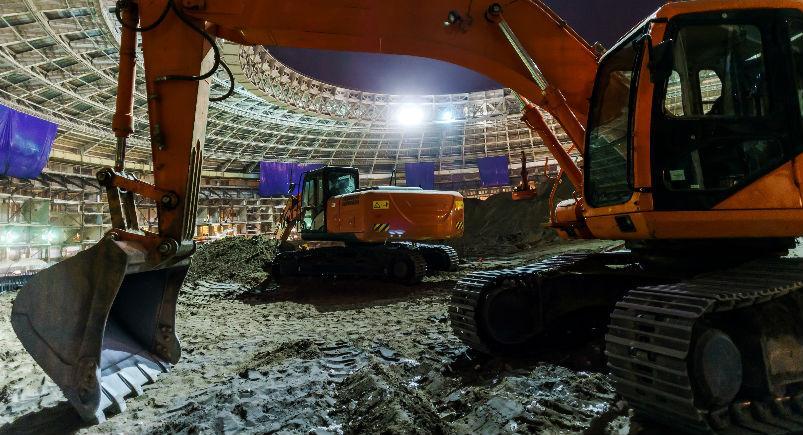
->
<box><xmin>0</xmin><ymin>239</ymin><xmax>680</xmax><ymax>435</ymax></box>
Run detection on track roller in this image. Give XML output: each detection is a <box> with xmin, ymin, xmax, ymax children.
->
<box><xmin>606</xmin><ymin>258</ymin><xmax>803</xmax><ymax>434</ymax></box>
<box><xmin>387</xmin><ymin>249</ymin><xmax>427</xmax><ymax>285</ymax></box>
<box><xmin>415</xmin><ymin>244</ymin><xmax>459</xmax><ymax>272</ymax></box>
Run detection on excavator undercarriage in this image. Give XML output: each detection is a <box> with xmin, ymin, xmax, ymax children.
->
<box><xmin>450</xmin><ymin>245</ymin><xmax>803</xmax><ymax>434</ymax></box>
<box><xmin>608</xmin><ymin>260</ymin><xmax>803</xmax><ymax>434</ymax></box>
<box><xmin>273</xmin><ymin>243</ymin><xmax>458</xmax><ymax>286</ymax></box>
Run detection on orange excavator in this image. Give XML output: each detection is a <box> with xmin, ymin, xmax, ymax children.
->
<box><xmin>10</xmin><ymin>0</ymin><xmax>803</xmax><ymax>432</ymax></box>
<box><xmin>272</xmin><ymin>165</ymin><xmax>462</xmax><ymax>284</ymax></box>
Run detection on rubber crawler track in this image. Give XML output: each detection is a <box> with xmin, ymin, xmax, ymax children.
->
<box><xmin>274</xmin><ymin>244</ymin><xmax>427</xmax><ymax>285</ymax></box>
<box><xmin>606</xmin><ymin>258</ymin><xmax>803</xmax><ymax>434</ymax></box>
<box><xmin>411</xmin><ymin>244</ymin><xmax>459</xmax><ymax>272</ymax></box>
<box><xmin>449</xmin><ymin>253</ymin><xmax>592</xmax><ymax>354</ymax></box>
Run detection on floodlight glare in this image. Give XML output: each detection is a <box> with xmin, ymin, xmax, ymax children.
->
<box><xmin>42</xmin><ymin>230</ymin><xmax>56</xmax><ymax>243</ymax></box>
<box><xmin>396</xmin><ymin>105</ymin><xmax>424</xmax><ymax>126</ymax></box>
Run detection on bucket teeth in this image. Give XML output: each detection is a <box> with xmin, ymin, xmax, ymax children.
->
<box><xmin>10</xmin><ymin>238</ymin><xmax>187</xmax><ymax>423</ymax></box>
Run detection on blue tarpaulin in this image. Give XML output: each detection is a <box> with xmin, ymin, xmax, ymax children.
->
<box><xmin>405</xmin><ymin>162</ymin><xmax>435</xmax><ymax>190</ymax></box>
<box><xmin>0</xmin><ymin>104</ymin><xmax>57</xmax><ymax>180</ymax></box>
<box><xmin>259</xmin><ymin>162</ymin><xmax>324</xmax><ymax>197</ymax></box>
<box><xmin>477</xmin><ymin>156</ymin><xmax>510</xmax><ymax>187</ymax></box>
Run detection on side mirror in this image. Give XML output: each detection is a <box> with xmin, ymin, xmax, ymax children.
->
<box><xmin>649</xmin><ymin>39</ymin><xmax>675</xmax><ymax>83</ymax></box>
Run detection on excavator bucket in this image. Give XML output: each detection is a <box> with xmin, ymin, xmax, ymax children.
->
<box><xmin>10</xmin><ymin>238</ymin><xmax>188</xmax><ymax>423</ymax></box>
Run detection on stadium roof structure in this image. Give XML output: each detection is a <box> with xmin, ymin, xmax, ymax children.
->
<box><xmin>0</xmin><ymin>0</ymin><xmax>573</xmax><ymax>180</ymax></box>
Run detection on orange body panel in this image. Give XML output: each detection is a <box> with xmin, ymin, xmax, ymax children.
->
<box><xmin>714</xmin><ymin>163</ymin><xmax>803</xmax><ymax>210</ymax></box>
<box><xmin>327</xmin><ymin>190</ymin><xmax>464</xmax><ymax>243</ymax></box>
<box><xmin>560</xmin><ymin>0</ymin><xmax>803</xmax><ymax>242</ymax></box>
<box><xmin>584</xmin><ymin>209</ymin><xmax>803</xmax><ymax>240</ymax></box>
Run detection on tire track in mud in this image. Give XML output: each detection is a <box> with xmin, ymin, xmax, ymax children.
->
<box><xmin>146</xmin><ymin>339</ymin><xmax>381</xmax><ymax>434</ymax></box>
<box><xmin>1</xmin><ymin>243</ymin><xmax>633</xmax><ymax>434</ymax></box>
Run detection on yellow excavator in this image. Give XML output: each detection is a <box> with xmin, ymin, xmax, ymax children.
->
<box><xmin>10</xmin><ymin>1</ymin><xmax>803</xmax><ymax>433</ymax></box>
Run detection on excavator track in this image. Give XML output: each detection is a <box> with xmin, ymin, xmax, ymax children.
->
<box><xmin>399</xmin><ymin>243</ymin><xmax>459</xmax><ymax>273</ymax></box>
<box><xmin>450</xmin><ymin>252</ymin><xmax>655</xmax><ymax>354</ymax></box>
<box><xmin>606</xmin><ymin>258</ymin><xmax>803</xmax><ymax>434</ymax></box>
<box><xmin>273</xmin><ymin>244</ymin><xmax>427</xmax><ymax>285</ymax></box>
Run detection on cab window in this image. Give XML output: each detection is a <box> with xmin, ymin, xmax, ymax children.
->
<box><xmin>663</xmin><ymin>24</ymin><xmax>769</xmax><ymax>119</ymax></box>
<box><xmin>328</xmin><ymin>171</ymin><xmax>357</xmax><ymax>197</ymax></box>
<box><xmin>657</xmin><ymin>23</ymin><xmax>782</xmax><ymax>193</ymax></box>
<box><xmin>301</xmin><ymin>173</ymin><xmax>325</xmax><ymax>231</ymax></box>
<box><xmin>585</xmin><ymin>36</ymin><xmax>640</xmax><ymax>207</ymax></box>
<box><xmin>787</xmin><ymin>19</ymin><xmax>803</xmax><ymax>123</ymax></box>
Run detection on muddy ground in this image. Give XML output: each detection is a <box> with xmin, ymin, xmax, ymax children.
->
<box><xmin>0</xmin><ymin>236</ymin><xmax>683</xmax><ymax>435</ymax></box>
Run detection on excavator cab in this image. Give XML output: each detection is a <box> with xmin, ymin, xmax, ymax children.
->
<box><xmin>571</xmin><ymin>7</ymin><xmax>803</xmax><ymax>245</ymax></box>
<box><xmin>299</xmin><ymin>167</ymin><xmax>358</xmax><ymax>235</ymax></box>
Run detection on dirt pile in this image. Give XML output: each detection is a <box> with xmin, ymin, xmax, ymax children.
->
<box><xmin>185</xmin><ymin>235</ymin><xmax>277</xmax><ymax>288</ymax></box>
<box><xmin>451</xmin><ymin>177</ymin><xmax>574</xmax><ymax>257</ymax></box>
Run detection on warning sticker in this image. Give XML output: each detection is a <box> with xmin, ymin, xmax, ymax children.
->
<box><xmin>372</xmin><ymin>200</ymin><xmax>390</xmax><ymax>210</ymax></box>
<box><xmin>669</xmin><ymin>170</ymin><xmax>686</xmax><ymax>181</ymax></box>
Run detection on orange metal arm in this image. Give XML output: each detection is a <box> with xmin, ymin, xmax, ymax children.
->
<box><xmin>112</xmin><ymin>4</ymin><xmax>137</xmax><ymax>171</ymax></box>
<box><xmin>194</xmin><ymin>0</ymin><xmax>599</xmax><ymax>124</ymax></box>
<box><xmin>521</xmin><ymin>103</ymin><xmax>582</xmax><ymax>189</ymax></box>
<box><xmin>278</xmin><ymin>194</ymin><xmax>302</xmax><ymax>244</ymax></box>
<box><xmin>115</xmin><ymin>0</ymin><xmax>598</xmax><ymax>263</ymax></box>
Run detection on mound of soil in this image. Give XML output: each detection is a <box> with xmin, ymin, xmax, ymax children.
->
<box><xmin>450</xmin><ymin>177</ymin><xmax>574</xmax><ymax>258</ymax></box>
<box><xmin>185</xmin><ymin>235</ymin><xmax>278</xmax><ymax>288</ymax></box>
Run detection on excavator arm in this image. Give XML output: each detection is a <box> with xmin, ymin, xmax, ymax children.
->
<box><xmin>113</xmin><ymin>0</ymin><xmax>597</xmax><ymax>270</ymax></box>
<box><xmin>11</xmin><ymin>0</ymin><xmax>599</xmax><ymax>423</ymax></box>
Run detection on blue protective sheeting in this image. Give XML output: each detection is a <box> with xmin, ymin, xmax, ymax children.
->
<box><xmin>0</xmin><ymin>104</ymin><xmax>58</xmax><ymax>180</ymax></box>
<box><xmin>405</xmin><ymin>162</ymin><xmax>436</xmax><ymax>190</ymax></box>
<box><xmin>477</xmin><ymin>155</ymin><xmax>510</xmax><ymax>187</ymax></box>
<box><xmin>259</xmin><ymin>162</ymin><xmax>325</xmax><ymax>197</ymax></box>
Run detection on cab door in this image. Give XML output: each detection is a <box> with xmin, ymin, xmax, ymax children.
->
<box><xmin>651</xmin><ymin>11</ymin><xmax>801</xmax><ymax>211</ymax></box>
<box><xmin>300</xmin><ymin>172</ymin><xmax>326</xmax><ymax>233</ymax></box>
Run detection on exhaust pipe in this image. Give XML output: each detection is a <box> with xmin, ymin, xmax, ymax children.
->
<box><xmin>10</xmin><ymin>238</ymin><xmax>187</xmax><ymax>423</ymax></box>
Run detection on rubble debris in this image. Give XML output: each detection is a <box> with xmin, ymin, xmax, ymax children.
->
<box><xmin>336</xmin><ymin>361</ymin><xmax>448</xmax><ymax>435</ymax></box>
<box><xmin>446</xmin><ymin>365</ymin><xmax>623</xmax><ymax>434</ymax></box>
<box><xmin>236</xmin><ymin>339</ymin><xmax>322</xmax><ymax>374</ymax></box>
